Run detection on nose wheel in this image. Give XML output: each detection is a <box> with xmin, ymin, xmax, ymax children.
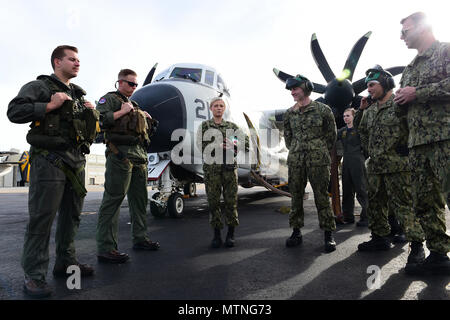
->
<box><xmin>183</xmin><ymin>183</ymin><xmax>197</xmax><ymax>197</ymax></box>
<box><xmin>168</xmin><ymin>193</ymin><xmax>184</xmax><ymax>218</ymax></box>
<box><xmin>150</xmin><ymin>192</ymin><xmax>167</xmax><ymax>218</ymax></box>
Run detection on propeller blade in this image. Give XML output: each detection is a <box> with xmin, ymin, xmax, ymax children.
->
<box><xmin>352</xmin><ymin>65</ymin><xmax>406</xmax><ymax>95</ymax></box>
<box><xmin>312</xmin><ymin>83</ymin><xmax>327</xmax><ymax>94</ymax></box>
<box><xmin>386</xmin><ymin>66</ymin><xmax>405</xmax><ymax>76</ymax></box>
<box><xmin>274</xmin><ymin>68</ymin><xmax>326</xmax><ymax>94</ymax></box>
<box><xmin>273</xmin><ymin>68</ymin><xmax>294</xmax><ymax>83</ymax></box>
<box><xmin>341</xmin><ymin>31</ymin><xmax>372</xmax><ymax>81</ymax></box>
<box><xmin>243</xmin><ymin>112</ymin><xmax>261</xmax><ymax>170</ymax></box>
<box><xmin>352</xmin><ymin>77</ymin><xmax>367</xmax><ymax>95</ymax></box>
<box><xmin>310</xmin><ymin>33</ymin><xmax>335</xmax><ymax>83</ymax></box>
<box><xmin>143</xmin><ymin>63</ymin><xmax>158</xmax><ymax>86</ymax></box>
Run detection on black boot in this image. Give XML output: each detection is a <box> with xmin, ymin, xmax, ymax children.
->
<box><xmin>324</xmin><ymin>231</ymin><xmax>336</xmax><ymax>253</ymax></box>
<box><xmin>358</xmin><ymin>233</ymin><xmax>392</xmax><ymax>251</ymax></box>
<box><xmin>225</xmin><ymin>226</ymin><xmax>235</xmax><ymax>248</ymax></box>
<box><xmin>406</xmin><ymin>241</ymin><xmax>425</xmax><ymax>266</ymax></box>
<box><xmin>405</xmin><ymin>251</ymin><xmax>450</xmax><ymax>276</ymax></box>
<box><xmin>211</xmin><ymin>228</ymin><xmax>223</xmax><ymax>249</ymax></box>
<box><xmin>356</xmin><ymin>211</ymin><xmax>368</xmax><ymax>227</ymax></box>
<box><xmin>286</xmin><ymin>228</ymin><xmax>302</xmax><ymax>247</ymax></box>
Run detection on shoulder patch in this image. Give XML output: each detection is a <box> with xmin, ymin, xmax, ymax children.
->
<box><xmin>98</xmin><ymin>98</ymin><xmax>106</xmax><ymax>104</ymax></box>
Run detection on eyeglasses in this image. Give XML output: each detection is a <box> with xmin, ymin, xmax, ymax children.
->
<box><xmin>401</xmin><ymin>28</ymin><xmax>413</xmax><ymax>38</ymax></box>
<box><xmin>120</xmin><ymin>79</ymin><xmax>138</xmax><ymax>87</ymax></box>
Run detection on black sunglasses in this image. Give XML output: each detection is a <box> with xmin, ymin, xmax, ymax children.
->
<box><xmin>120</xmin><ymin>79</ymin><xmax>138</xmax><ymax>87</ymax></box>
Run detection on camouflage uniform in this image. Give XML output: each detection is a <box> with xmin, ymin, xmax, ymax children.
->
<box><xmin>283</xmin><ymin>101</ymin><xmax>337</xmax><ymax>231</ymax></box>
<box><xmin>196</xmin><ymin>119</ymin><xmax>248</xmax><ymax>229</ymax></box>
<box><xmin>356</xmin><ymin>94</ymin><xmax>424</xmax><ymax>241</ymax></box>
<box><xmin>336</xmin><ymin>126</ymin><xmax>368</xmax><ymax>222</ymax></box>
<box><xmin>96</xmin><ymin>91</ymin><xmax>151</xmax><ymax>253</ymax></box>
<box><xmin>7</xmin><ymin>74</ymin><xmax>90</xmax><ymax>282</ymax></box>
<box><xmin>399</xmin><ymin>41</ymin><xmax>450</xmax><ymax>254</ymax></box>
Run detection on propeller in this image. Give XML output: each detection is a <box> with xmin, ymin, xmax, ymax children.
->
<box><xmin>273</xmin><ymin>31</ymin><xmax>405</xmax><ymax>128</ymax></box>
<box><xmin>143</xmin><ymin>63</ymin><xmax>159</xmax><ymax>86</ymax></box>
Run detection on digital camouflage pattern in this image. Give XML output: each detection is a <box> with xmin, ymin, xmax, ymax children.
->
<box><xmin>96</xmin><ymin>92</ymin><xmax>151</xmax><ymax>253</ymax></box>
<box><xmin>197</xmin><ymin>119</ymin><xmax>249</xmax><ymax>229</ymax></box>
<box><xmin>366</xmin><ymin>172</ymin><xmax>424</xmax><ymax>241</ymax></box>
<box><xmin>357</xmin><ymin>94</ymin><xmax>409</xmax><ymax>174</ymax></box>
<box><xmin>399</xmin><ymin>41</ymin><xmax>450</xmax><ymax>254</ymax></box>
<box><xmin>399</xmin><ymin>41</ymin><xmax>450</xmax><ymax>148</ymax></box>
<box><xmin>356</xmin><ymin>94</ymin><xmax>424</xmax><ymax>241</ymax></box>
<box><xmin>283</xmin><ymin>101</ymin><xmax>337</xmax><ymax>231</ymax></box>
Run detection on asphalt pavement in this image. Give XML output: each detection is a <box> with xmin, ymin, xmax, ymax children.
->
<box><xmin>0</xmin><ymin>185</ymin><xmax>449</xmax><ymax>302</ymax></box>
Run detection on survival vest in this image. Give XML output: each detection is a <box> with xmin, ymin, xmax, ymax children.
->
<box><xmin>26</xmin><ymin>75</ymin><xmax>100</xmax><ymax>154</ymax></box>
<box><xmin>104</xmin><ymin>91</ymin><xmax>158</xmax><ymax>148</ymax></box>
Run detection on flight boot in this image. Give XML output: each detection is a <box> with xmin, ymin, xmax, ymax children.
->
<box><xmin>23</xmin><ymin>276</ymin><xmax>52</xmax><ymax>299</ymax></box>
<box><xmin>404</xmin><ymin>241</ymin><xmax>425</xmax><ymax>272</ymax></box>
<box><xmin>358</xmin><ymin>233</ymin><xmax>392</xmax><ymax>252</ymax></box>
<box><xmin>405</xmin><ymin>251</ymin><xmax>450</xmax><ymax>276</ymax></box>
<box><xmin>225</xmin><ymin>226</ymin><xmax>235</xmax><ymax>248</ymax></box>
<box><xmin>324</xmin><ymin>231</ymin><xmax>336</xmax><ymax>253</ymax></box>
<box><xmin>211</xmin><ymin>228</ymin><xmax>223</xmax><ymax>249</ymax></box>
<box><xmin>53</xmin><ymin>261</ymin><xmax>94</xmax><ymax>277</ymax></box>
<box><xmin>286</xmin><ymin>228</ymin><xmax>302</xmax><ymax>247</ymax></box>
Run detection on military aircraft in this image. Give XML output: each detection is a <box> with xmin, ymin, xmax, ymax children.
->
<box><xmin>132</xmin><ymin>32</ymin><xmax>404</xmax><ymax>219</ymax></box>
<box><xmin>132</xmin><ymin>63</ymin><xmax>289</xmax><ymax>218</ymax></box>
<box><xmin>273</xmin><ymin>31</ymin><xmax>404</xmax><ymax>215</ymax></box>
<box><xmin>0</xmin><ymin>150</ymin><xmax>30</xmax><ymax>184</ymax></box>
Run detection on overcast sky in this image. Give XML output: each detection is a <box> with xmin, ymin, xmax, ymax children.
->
<box><xmin>0</xmin><ymin>0</ymin><xmax>448</xmax><ymax>153</ymax></box>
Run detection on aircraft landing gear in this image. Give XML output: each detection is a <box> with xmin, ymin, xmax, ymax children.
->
<box><xmin>183</xmin><ymin>183</ymin><xmax>197</xmax><ymax>197</ymax></box>
<box><xmin>168</xmin><ymin>193</ymin><xmax>184</xmax><ymax>218</ymax></box>
<box><xmin>150</xmin><ymin>192</ymin><xmax>167</xmax><ymax>218</ymax></box>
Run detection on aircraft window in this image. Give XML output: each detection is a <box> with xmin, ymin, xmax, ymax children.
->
<box><xmin>170</xmin><ymin>67</ymin><xmax>202</xmax><ymax>82</ymax></box>
<box><xmin>217</xmin><ymin>75</ymin><xmax>229</xmax><ymax>94</ymax></box>
<box><xmin>205</xmin><ymin>70</ymin><xmax>215</xmax><ymax>86</ymax></box>
<box><xmin>154</xmin><ymin>68</ymin><xmax>169</xmax><ymax>82</ymax></box>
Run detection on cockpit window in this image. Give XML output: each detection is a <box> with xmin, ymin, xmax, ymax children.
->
<box><xmin>170</xmin><ymin>67</ymin><xmax>202</xmax><ymax>82</ymax></box>
<box><xmin>154</xmin><ymin>68</ymin><xmax>169</xmax><ymax>82</ymax></box>
<box><xmin>205</xmin><ymin>70</ymin><xmax>215</xmax><ymax>86</ymax></box>
<box><xmin>217</xmin><ymin>75</ymin><xmax>229</xmax><ymax>95</ymax></box>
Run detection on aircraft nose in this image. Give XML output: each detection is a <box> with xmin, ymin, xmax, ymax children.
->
<box><xmin>131</xmin><ymin>83</ymin><xmax>187</xmax><ymax>153</ymax></box>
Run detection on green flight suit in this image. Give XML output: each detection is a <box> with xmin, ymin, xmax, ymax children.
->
<box><xmin>399</xmin><ymin>41</ymin><xmax>450</xmax><ymax>254</ymax></box>
<box><xmin>283</xmin><ymin>101</ymin><xmax>337</xmax><ymax>231</ymax></box>
<box><xmin>196</xmin><ymin>119</ymin><xmax>249</xmax><ymax>229</ymax></box>
<box><xmin>96</xmin><ymin>91</ymin><xmax>151</xmax><ymax>253</ymax></box>
<box><xmin>7</xmin><ymin>74</ymin><xmax>89</xmax><ymax>282</ymax></box>
<box><xmin>357</xmin><ymin>94</ymin><xmax>424</xmax><ymax>242</ymax></box>
<box><xmin>337</xmin><ymin>126</ymin><xmax>368</xmax><ymax>221</ymax></box>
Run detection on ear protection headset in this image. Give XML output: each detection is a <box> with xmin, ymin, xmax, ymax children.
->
<box><xmin>285</xmin><ymin>74</ymin><xmax>314</xmax><ymax>93</ymax></box>
<box><xmin>365</xmin><ymin>65</ymin><xmax>395</xmax><ymax>92</ymax></box>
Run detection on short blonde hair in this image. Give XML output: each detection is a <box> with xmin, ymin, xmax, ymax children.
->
<box><xmin>343</xmin><ymin>108</ymin><xmax>355</xmax><ymax>116</ymax></box>
<box><xmin>210</xmin><ymin>97</ymin><xmax>225</xmax><ymax>108</ymax></box>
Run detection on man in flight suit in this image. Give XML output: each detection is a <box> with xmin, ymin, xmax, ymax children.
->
<box><xmin>96</xmin><ymin>69</ymin><xmax>160</xmax><ymax>263</ymax></box>
<box><xmin>7</xmin><ymin>45</ymin><xmax>97</xmax><ymax>298</ymax></box>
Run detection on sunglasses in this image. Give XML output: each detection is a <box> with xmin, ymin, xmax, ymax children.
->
<box><xmin>120</xmin><ymin>79</ymin><xmax>138</xmax><ymax>87</ymax></box>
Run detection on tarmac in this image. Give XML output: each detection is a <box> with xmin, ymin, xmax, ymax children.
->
<box><xmin>0</xmin><ymin>184</ymin><xmax>449</xmax><ymax>303</ymax></box>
